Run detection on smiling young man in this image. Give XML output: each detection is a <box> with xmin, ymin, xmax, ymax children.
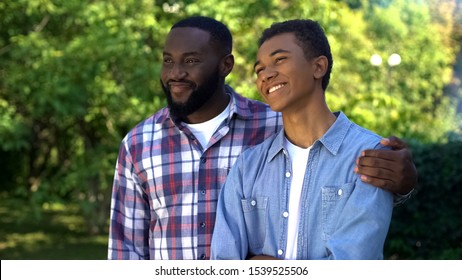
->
<box><xmin>108</xmin><ymin>16</ymin><xmax>416</xmax><ymax>260</ymax></box>
<box><xmin>211</xmin><ymin>19</ymin><xmax>395</xmax><ymax>260</ymax></box>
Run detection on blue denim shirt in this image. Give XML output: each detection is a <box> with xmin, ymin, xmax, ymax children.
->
<box><xmin>211</xmin><ymin>112</ymin><xmax>393</xmax><ymax>260</ymax></box>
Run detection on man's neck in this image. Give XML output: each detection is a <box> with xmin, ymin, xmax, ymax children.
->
<box><xmin>185</xmin><ymin>87</ymin><xmax>230</xmax><ymax>124</ymax></box>
<box><xmin>282</xmin><ymin>100</ymin><xmax>336</xmax><ymax>148</ymax></box>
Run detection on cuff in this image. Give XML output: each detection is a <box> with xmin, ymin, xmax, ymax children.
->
<box><xmin>393</xmin><ymin>188</ymin><xmax>415</xmax><ymax>206</ymax></box>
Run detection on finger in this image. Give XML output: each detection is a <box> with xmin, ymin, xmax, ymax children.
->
<box><xmin>357</xmin><ymin>155</ymin><xmax>396</xmax><ymax>171</ymax></box>
<box><xmin>354</xmin><ymin>164</ymin><xmax>397</xmax><ymax>183</ymax></box>
<box><xmin>358</xmin><ymin>174</ymin><xmax>397</xmax><ymax>192</ymax></box>
<box><xmin>360</xmin><ymin>148</ymin><xmax>405</xmax><ymax>162</ymax></box>
<box><xmin>381</xmin><ymin>136</ymin><xmax>407</xmax><ymax>150</ymax></box>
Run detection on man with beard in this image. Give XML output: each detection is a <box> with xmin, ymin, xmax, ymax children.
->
<box><xmin>108</xmin><ymin>16</ymin><xmax>417</xmax><ymax>260</ymax></box>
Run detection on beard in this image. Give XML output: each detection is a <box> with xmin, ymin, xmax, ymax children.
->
<box><xmin>161</xmin><ymin>69</ymin><xmax>221</xmax><ymax>121</ymax></box>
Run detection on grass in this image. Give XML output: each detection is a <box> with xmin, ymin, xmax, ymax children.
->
<box><xmin>0</xmin><ymin>197</ymin><xmax>108</xmax><ymax>260</ymax></box>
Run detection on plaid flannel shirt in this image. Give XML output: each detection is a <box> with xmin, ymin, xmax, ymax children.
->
<box><xmin>108</xmin><ymin>86</ymin><xmax>282</xmax><ymax>259</ymax></box>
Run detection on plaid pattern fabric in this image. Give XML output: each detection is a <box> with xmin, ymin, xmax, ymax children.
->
<box><xmin>108</xmin><ymin>86</ymin><xmax>282</xmax><ymax>259</ymax></box>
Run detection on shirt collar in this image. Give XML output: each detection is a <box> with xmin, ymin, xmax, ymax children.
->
<box><xmin>318</xmin><ymin>111</ymin><xmax>351</xmax><ymax>155</ymax></box>
<box><xmin>225</xmin><ymin>84</ymin><xmax>257</xmax><ymax>120</ymax></box>
<box><xmin>267</xmin><ymin>111</ymin><xmax>351</xmax><ymax>161</ymax></box>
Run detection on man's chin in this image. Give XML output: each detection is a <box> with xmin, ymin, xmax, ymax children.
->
<box><xmin>168</xmin><ymin>104</ymin><xmax>191</xmax><ymax>119</ymax></box>
<box><xmin>170</xmin><ymin>96</ymin><xmax>191</xmax><ymax>106</ymax></box>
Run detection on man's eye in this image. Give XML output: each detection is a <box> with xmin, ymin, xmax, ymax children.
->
<box><xmin>275</xmin><ymin>57</ymin><xmax>286</xmax><ymax>63</ymax></box>
<box><xmin>163</xmin><ymin>58</ymin><xmax>173</xmax><ymax>64</ymax></box>
<box><xmin>185</xmin><ymin>58</ymin><xmax>199</xmax><ymax>63</ymax></box>
<box><xmin>255</xmin><ymin>67</ymin><xmax>263</xmax><ymax>75</ymax></box>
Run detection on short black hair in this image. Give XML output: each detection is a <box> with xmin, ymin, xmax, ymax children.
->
<box><xmin>172</xmin><ymin>16</ymin><xmax>232</xmax><ymax>55</ymax></box>
<box><xmin>258</xmin><ymin>19</ymin><xmax>333</xmax><ymax>91</ymax></box>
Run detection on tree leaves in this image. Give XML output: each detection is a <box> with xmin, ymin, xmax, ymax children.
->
<box><xmin>0</xmin><ymin>0</ymin><xmax>460</xmax><ymax>233</ymax></box>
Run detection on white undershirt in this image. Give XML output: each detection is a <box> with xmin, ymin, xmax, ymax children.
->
<box><xmin>283</xmin><ymin>136</ymin><xmax>311</xmax><ymax>260</ymax></box>
<box><xmin>183</xmin><ymin>101</ymin><xmax>231</xmax><ymax>149</ymax></box>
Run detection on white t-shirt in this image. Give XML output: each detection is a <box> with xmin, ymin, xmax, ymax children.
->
<box><xmin>283</xmin><ymin>136</ymin><xmax>311</xmax><ymax>260</ymax></box>
<box><xmin>183</xmin><ymin>101</ymin><xmax>231</xmax><ymax>149</ymax></box>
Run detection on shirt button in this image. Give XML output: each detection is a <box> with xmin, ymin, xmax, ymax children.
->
<box><xmin>201</xmin><ymin>158</ymin><xmax>206</xmax><ymax>163</ymax></box>
<box><xmin>200</xmin><ymin>222</ymin><xmax>206</xmax><ymax>228</ymax></box>
<box><xmin>200</xmin><ymin>254</ymin><xmax>206</xmax><ymax>260</ymax></box>
<box><xmin>338</xmin><ymin>189</ymin><xmax>343</xmax><ymax>196</ymax></box>
<box><xmin>282</xmin><ymin>211</ymin><xmax>289</xmax><ymax>218</ymax></box>
<box><xmin>251</xmin><ymin>200</ymin><xmax>257</xmax><ymax>206</ymax></box>
<box><xmin>200</xmin><ymin>190</ymin><xmax>206</xmax><ymax>195</ymax></box>
<box><xmin>277</xmin><ymin>249</ymin><xmax>284</xmax><ymax>256</ymax></box>
<box><xmin>285</xmin><ymin>172</ymin><xmax>291</xmax><ymax>178</ymax></box>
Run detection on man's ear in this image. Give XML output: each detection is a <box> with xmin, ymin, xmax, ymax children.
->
<box><xmin>220</xmin><ymin>54</ymin><xmax>234</xmax><ymax>77</ymax></box>
<box><xmin>313</xmin><ymin>56</ymin><xmax>328</xmax><ymax>80</ymax></box>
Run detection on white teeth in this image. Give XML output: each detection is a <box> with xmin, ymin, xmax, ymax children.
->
<box><xmin>268</xmin><ymin>84</ymin><xmax>285</xmax><ymax>93</ymax></box>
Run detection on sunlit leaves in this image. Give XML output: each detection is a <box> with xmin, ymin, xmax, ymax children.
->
<box><xmin>0</xmin><ymin>0</ymin><xmax>459</xmax><ymax>233</ymax></box>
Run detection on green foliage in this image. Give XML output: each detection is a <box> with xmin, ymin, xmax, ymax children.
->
<box><xmin>0</xmin><ymin>0</ymin><xmax>163</xmax><ymax>233</ymax></box>
<box><xmin>0</xmin><ymin>0</ymin><xmax>460</xmax><ymax>236</ymax></box>
<box><xmin>0</xmin><ymin>197</ymin><xmax>107</xmax><ymax>259</ymax></box>
<box><xmin>385</xmin><ymin>141</ymin><xmax>462</xmax><ymax>259</ymax></box>
<box><xmin>330</xmin><ymin>0</ymin><xmax>460</xmax><ymax>142</ymax></box>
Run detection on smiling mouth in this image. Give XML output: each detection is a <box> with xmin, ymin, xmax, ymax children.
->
<box><xmin>168</xmin><ymin>82</ymin><xmax>194</xmax><ymax>94</ymax></box>
<box><xmin>268</xmin><ymin>83</ymin><xmax>286</xmax><ymax>94</ymax></box>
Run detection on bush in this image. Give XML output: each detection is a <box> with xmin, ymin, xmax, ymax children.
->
<box><xmin>385</xmin><ymin>141</ymin><xmax>462</xmax><ymax>259</ymax></box>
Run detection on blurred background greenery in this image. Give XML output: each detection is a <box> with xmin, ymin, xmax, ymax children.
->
<box><xmin>1</xmin><ymin>0</ymin><xmax>461</xmax><ymax>260</ymax></box>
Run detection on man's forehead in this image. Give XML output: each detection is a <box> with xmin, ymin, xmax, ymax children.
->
<box><xmin>166</xmin><ymin>27</ymin><xmax>211</xmax><ymax>44</ymax></box>
<box><xmin>263</xmin><ymin>33</ymin><xmax>296</xmax><ymax>47</ymax></box>
<box><xmin>163</xmin><ymin>27</ymin><xmax>212</xmax><ymax>54</ymax></box>
<box><xmin>258</xmin><ymin>33</ymin><xmax>298</xmax><ymax>54</ymax></box>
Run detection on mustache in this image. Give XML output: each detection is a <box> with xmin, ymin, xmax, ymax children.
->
<box><xmin>164</xmin><ymin>79</ymin><xmax>196</xmax><ymax>88</ymax></box>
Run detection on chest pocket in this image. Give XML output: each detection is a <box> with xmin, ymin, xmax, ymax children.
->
<box><xmin>241</xmin><ymin>197</ymin><xmax>268</xmax><ymax>250</ymax></box>
<box><xmin>321</xmin><ymin>183</ymin><xmax>354</xmax><ymax>240</ymax></box>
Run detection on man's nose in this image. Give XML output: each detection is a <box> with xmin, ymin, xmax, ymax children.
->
<box><xmin>260</xmin><ymin>67</ymin><xmax>277</xmax><ymax>82</ymax></box>
<box><xmin>169</xmin><ymin>63</ymin><xmax>187</xmax><ymax>80</ymax></box>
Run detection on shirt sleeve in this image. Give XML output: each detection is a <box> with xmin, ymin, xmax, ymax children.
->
<box><xmin>211</xmin><ymin>156</ymin><xmax>249</xmax><ymax>260</ymax></box>
<box><xmin>324</xmin><ymin>169</ymin><xmax>394</xmax><ymax>259</ymax></box>
<box><xmin>108</xmin><ymin>140</ymin><xmax>151</xmax><ymax>259</ymax></box>
<box><xmin>320</xmin><ymin>140</ymin><xmax>394</xmax><ymax>259</ymax></box>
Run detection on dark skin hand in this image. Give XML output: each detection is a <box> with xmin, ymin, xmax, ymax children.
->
<box><xmin>354</xmin><ymin>136</ymin><xmax>418</xmax><ymax>195</ymax></box>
